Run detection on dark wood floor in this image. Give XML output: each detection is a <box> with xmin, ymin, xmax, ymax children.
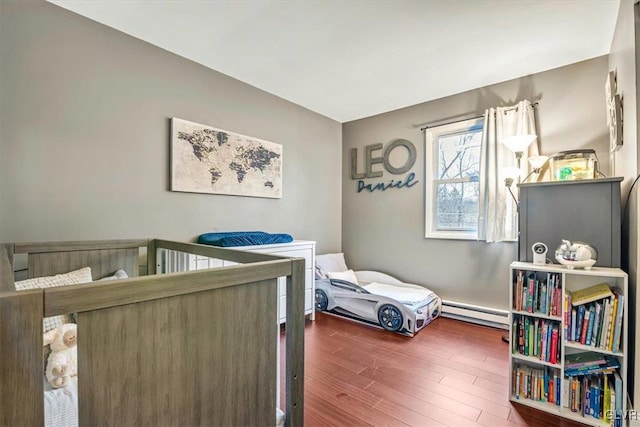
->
<box><xmin>287</xmin><ymin>312</ymin><xmax>585</xmax><ymax>427</ymax></box>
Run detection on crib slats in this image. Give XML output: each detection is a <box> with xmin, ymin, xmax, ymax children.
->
<box><xmin>28</xmin><ymin>248</ymin><xmax>139</xmax><ymax>280</ymax></box>
<box><xmin>0</xmin><ymin>245</ymin><xmax>14</xmax><ymax>292</ymax></box>
<box><xmin>0</xmin><ymin>289</ymin><xmax>44</xmax><ymax>427</ymax></box>
<box><xmin>286</xmin><ymin>257</ymin><xmax>306</xmax><ymax>427</ymax></box>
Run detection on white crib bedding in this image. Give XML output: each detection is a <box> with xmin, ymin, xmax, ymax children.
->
<box><xmin>43</xmin><ymin>377</ymin><xmax>283</xmax><ymax>427</ymax></box>
<box><xmin>44</xmin><ymin>377</ymin><xmax>78</xmax><ymax>427</ymax></box>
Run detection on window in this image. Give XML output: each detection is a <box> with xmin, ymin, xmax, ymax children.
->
<box><xmin>425</xmin><ymin>117</ymin><xmax>483</xmax><ymax>240</ymax></box>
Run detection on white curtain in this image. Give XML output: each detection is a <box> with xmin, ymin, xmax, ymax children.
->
<box><xmin>477</xmin><ymin>100</ymin><xmax>539</xmax><ymax>242</ymax></box>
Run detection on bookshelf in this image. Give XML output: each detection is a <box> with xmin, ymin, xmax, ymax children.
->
<box><xmin>509</xmin><ymin>261</ymin><xmax>628</xmax><ymax>427</ymax></box>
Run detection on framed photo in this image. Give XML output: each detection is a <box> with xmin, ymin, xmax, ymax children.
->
<box><xmin>605</xmin><ymin>71</ymin><xmax>622</xmax><ymax>152</ymax></box>
<box><xmin>609</xmin><ymin>94</ymin><xmax>623</xmax><ymax>152</ymax></box>
<box><xmin>171</xmin><ymin>118</ymin><xmax>283</xmax><ymax>198</ymax></box>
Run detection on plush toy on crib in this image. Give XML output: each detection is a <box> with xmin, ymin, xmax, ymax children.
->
<box><xmin>43</xmin><ymin>323</ymin><xmax>77</xmax><ymax>388</ymax></box>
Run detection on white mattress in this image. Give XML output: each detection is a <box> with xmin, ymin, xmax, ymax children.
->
<box><xmin>363</xmin><ymin>282</ymin><xmax>436</xmax><ymax>306</ymax></box>
<box><xmin>44</xmin><ymin>377</ymin><xmax>78</xmax><ymax>427</ymax></box>
<box><xmin>43</xmin><ymin>377</ymin><xmax>283</xmax><ymax>427</ymax></box>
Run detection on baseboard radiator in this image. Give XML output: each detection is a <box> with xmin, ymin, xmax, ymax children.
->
<box><xmin>441</xmin><ymin>300</ymin><xmax>509</xmax><ymax>329</ymax></box>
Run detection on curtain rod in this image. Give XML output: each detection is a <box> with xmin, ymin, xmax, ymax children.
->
<box><xmin>419</xmin><ymin>102</ymin><xmax>539</xmax><ymax>132</ymax></box>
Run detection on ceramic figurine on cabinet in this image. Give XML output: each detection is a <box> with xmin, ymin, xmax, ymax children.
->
<box><xmin>555</xmin><ymin>239</ymin><xmax>598</xmax><ymax>270</ymax></box>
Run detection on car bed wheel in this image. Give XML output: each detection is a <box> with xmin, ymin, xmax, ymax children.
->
<box><xmin>378</xmin><ymin>304</ymin><xmax>403</xmax><ymax>332</ymax></box>
<box><xmin>315</xmin><ymin>289</ymin><xmax>328</xmax><ymax>311</ymax></box>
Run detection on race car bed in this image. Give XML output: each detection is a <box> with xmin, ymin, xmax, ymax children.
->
<box><xmin>314</xmin><ymin>253</ymin><xmax>441</xmax><ymax>336</ymax></box>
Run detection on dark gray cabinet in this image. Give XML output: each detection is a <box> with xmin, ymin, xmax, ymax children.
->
<box><xmin>518</xmin><ymin>177</ymin><xmax>622</xmax><ymax>267</ymax></box>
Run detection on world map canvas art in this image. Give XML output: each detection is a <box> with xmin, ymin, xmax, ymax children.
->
<box><xmin>171</xmin><ymin>118</ymin><xmax>282</xmax><ymax>198</ymax></box>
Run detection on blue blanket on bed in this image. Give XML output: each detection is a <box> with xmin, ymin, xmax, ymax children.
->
<box><xmin>198</xmin><ymin>231</ymin><xmax>294</xmax><ymax>247</ymax></box>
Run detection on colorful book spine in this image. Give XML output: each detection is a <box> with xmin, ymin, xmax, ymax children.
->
<box><xmin>554</xmin><ymin>277</ymin><xmax>562</xmax><ymax>317</ymax></box>
<box><xmin>586</xmin><ymin>306</ymin><xmax>596</xmax><ymax>346</ymax></box>
<box><xmin>540</xmin><ymin>322</ymin><xmax>547</xmax><ymax>362</ymax></box>
<box><xmin>550</xmin><ymin>327</ymin><xmax>558</xmax><ymax>364</ymax></box>
<box><xmin>591</xmin><ymin>378</ymin><xmax>600</xmax><ymax>418</ymax></box>
<box><xmin>614</xmin><ymin>372</ymin><xmax>622</xmax><ymax>422</ymax></box>
<box><xmin>513</xmin><ymin>364</ymin><xmax>560</xmax><ymax>405</ymax></box>
<box><xmin>533</xmin><ymin>319</ymin><xmax>540</xmax><ymax>356</ymax></box>
<box><xmin>576</xmin><ymin>305</ymin><xmax>585</xmax><ymax>342</ymax></box>
<box><xmin>564</xmin><ymin>293</ymin><xmax>571</xmax><ymax>339</ymax></box>
<box><xmin>540</xmin><ymin>282</ymin><xmax>548</xmax><ymax>315</ymax></box>
<box><xmin>516</xmin><ymin>270</ymin><xmax>523</xmax><ymax>311</ymax></box>
<box><xmin>608</xmin><ymin>297</ymin><xmax>618</xmax><ymax>351</ymax></box>
<box><xmin>528</xmin><ymin>274</ymin><xmax>535</xmax><ymax>313</ymax></box>
<box><xmin>600</xmin><ymin>299</ymin><xmax>611</xmax><ymax>350</ymax></box>
<box><xmin>604</xmin><ymin>374</ymin><xmax>611</xmax><ymax>423</ymax></box>
<box><xmin>591</xmin><ymin>302</ymin><xmax>602</xmax><ymax>347</ymax></box>
<box><xmin>584</xmin><ymin>379</ymin><xmax>591</xmax><ymax>417</ymax></box>
<box><xmin>546</xmin><ymin>323</ymin><xmax>553</xmax><ymax>361</ymax></box>
<box><xmin>612</xmin><ymin>292</ymin><xmax>624</xmax><ymax>353</ymax></box>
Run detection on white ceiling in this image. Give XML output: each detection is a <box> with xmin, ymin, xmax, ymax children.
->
<box><xmin>49</xmin><ymin>0</ymin><xmax>620</xmax><ymax>123</ymax></box>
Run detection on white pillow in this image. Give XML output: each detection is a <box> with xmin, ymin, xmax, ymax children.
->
<box><xmin>327</xmin><ymin>269</ymin><xmax>359</xmax><ymax>285</ymax></box>
<box><xmin>315</xmin><ymin>253</ymin><xmax>349</xmax><ymax>279</ymax></box>
<box><xmin>15</xmin><ymin>267</ymin><xmax>93</xmax><ymax>332</ymax></box>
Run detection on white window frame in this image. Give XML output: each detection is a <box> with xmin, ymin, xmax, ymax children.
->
<box><xmin>425</xmin><ymin>117</ymin><xmax>483</xmax><ymax>240</ymax></box>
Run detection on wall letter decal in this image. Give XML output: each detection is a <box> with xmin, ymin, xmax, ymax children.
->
<box><xmin>350</xmin><ymin>148</ymin><xmax>366</xmax><ymax>179</ymax></box>
<box><xmin>383</xmin><ymin>139</ymin><xmax>416</xmax><ymax>174</ymax></box>
<box><xmin>365</xmin><ymin>143</ymin><xmax>383</xmax><ymax>178</ymax></box>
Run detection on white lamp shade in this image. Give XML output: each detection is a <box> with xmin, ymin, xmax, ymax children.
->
<box><xmin>502</xmin><ymin>166</ymin><xmax>522</xmax><ymax>181</ymax></box>
<box><xmin>528</xmin><ymin>155</ymin><xmax>549</xmax><ymax>170</ymax></box>
<box><xmin>502</xmin><ymin>134</ymin><xmax>537</xmax><ymax>154</ymax></box>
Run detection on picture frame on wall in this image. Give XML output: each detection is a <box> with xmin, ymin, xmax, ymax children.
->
<box><xmin>605</xmin><ymin>70</ymin><xmax>623</xmax><ymax>152</ymax></box>
<box><xmin>609</xmin><ymin>94</ymin><xmax>623</xmax><ymax>153</ymax></box>
<box><xmin>170</xmin><ymin>118</ymin><xmax>283</xmax><ymax>198</ymax></box>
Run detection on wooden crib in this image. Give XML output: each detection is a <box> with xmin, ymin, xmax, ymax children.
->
<box><xmin>0</xmin><ymin>238</ymin><xmax>305</xmax><ymax>426</ymax></box>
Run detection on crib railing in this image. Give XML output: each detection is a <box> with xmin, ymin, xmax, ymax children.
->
<box><xmin>0</xmin><ymin>239</ymin><xmax>305</xmax><ymax>427</ymax></box>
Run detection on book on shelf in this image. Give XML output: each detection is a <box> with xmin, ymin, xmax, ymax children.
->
<box><xmin>591</xmin><ymin>302</ymin><xmax>602</xmax><ymax>347</ymax></box>
<box><xmin>614</xmin><ymin>372</ymin><xmax>623</xmax><ymax>426</ymax></box>
<box><xmin>575</xmin><ymin>305</ymin><xmax>585</xmax><ymax>342</ymax></box>
<box><xmin>510</xmin><ymin>264</ymin><xmax>627</xmax><ymax>426</ymax></box>
<box><xmin>564</xmin><ymin>290</ymin><xmax>624</xmax><ymax>353</ymax></box>
<box><xmin>604</xmin><ymin>374</ymin><xmax>611</xmax><ymax>423</ymax></box>
<box><xmin>565</xmin><ymin>371</ymin><xmax>623</xmax><ymax>422</ymax></box>
<box><xmin>512</xmin><ymin>363</ymin><xmax>560</xmax><ymax>405</ymax></box>
<box><xmin>565</xmin><ymin>352</ymin><xmax>606</xmax><ymax>369</ymax></box>
<box><xmin>512</xmin><ymin>314</ymin><xmax>560</xmax><ymax>363</ymax></box>
<box><xmin>512</xmin><ymin>270</ymin><xmax>561</xmax><ymax>316</ymax></box>
<box><xmin>564</xmin><ymin>355</ymin><xmax>620</xmax><ymax>377</ymax></box>
<box><xmin>612</xmin><ymin>289</ymin><xmax>624</xmax><ymax>353</ymax></box>
<box><xmin>600</xmin><ymin>298</ymin><xmax>612</xmax><ymax>349</ymax></box>
<box><xmin>563</xmin><ymin>293</ymin><xmax>571</xmax><ymax>340</ymax></box>
<box><xmin>580</xmin><ymin>308</ymin><xmax>591</xmax><ymax>345</ymax></box>
<box><xmin>571</xmin><ymin>282</ymin><xmax>613</xmax><ymax>306</ymax></box>
<box><xmin>608</xmin><ymin>296</ymin><xmax>618</xmax><ymax>351</ymax></box>
<box><xmin>550</xmin><ymin>328</ymin><xmax>559</xmax><ymax>364</ymax></box>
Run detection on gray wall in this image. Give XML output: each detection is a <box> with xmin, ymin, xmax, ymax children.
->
<box><xmin>0</xmin><ymin>0</ymin><xmax>342</xmax><ymax>253</ymax></box>
<box><xmin>342</xmin><ymin>56</ymin><xmax>611</xmax><ymax>309</ymax></box>
<box><xmin>608</xmin><ymin>0</ymin><xmax>638</xmax><ymax>408</ymax></box>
